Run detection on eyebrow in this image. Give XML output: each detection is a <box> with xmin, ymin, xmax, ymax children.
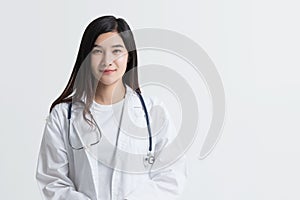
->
<box><xmin>93</xmin><ymin>44</ymin><xmax>125</xmax><ymax>48</ymax></box>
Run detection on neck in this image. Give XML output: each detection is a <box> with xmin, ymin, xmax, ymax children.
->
<box><xmin>94</xmin><ymin>81</ymin><xmax>126</xmax><ymax>105</ymax></box>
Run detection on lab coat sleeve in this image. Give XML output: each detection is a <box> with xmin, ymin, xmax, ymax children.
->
<box><xmin>36</xmin><ymin>104</ymin><xmax>91</xmax><ymax>200</ymax></box>
<box><xmin>124</xmin><ymin>100</ymin><xmax>188</xmax><ymax>200</ymax></box>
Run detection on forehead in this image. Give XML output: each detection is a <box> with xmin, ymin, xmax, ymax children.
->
<box><xmin>94</xmin><ymin>32</ymin><xmax>124</xmax><ymax>46</ymax></box>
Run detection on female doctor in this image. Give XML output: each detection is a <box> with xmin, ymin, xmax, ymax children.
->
<box><xmin>36</xmin><ymin>15</ymin><xmax>188</xmax><ymax>200</ymax></box>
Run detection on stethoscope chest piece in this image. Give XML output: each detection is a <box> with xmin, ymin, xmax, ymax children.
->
<box><xmin>144</xmin><ymin>151</ymin><xmax>155</xmax><ymax>167</ymax></box>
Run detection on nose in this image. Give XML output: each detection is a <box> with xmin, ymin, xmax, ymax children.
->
<box><xmin>102</xmin><ymin>52</ymin><xmax>114</xmax><ymax>67</ymax></box>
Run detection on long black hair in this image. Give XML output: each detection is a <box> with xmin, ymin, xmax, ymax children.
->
<box><xmin>49</xmin><ymin>15</ymin><xmax>140</xmax><ymax>125</ymax></box>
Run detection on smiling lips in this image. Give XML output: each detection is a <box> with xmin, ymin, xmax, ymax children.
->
<box><xmin>100</xmin><ymin>69</ymin><xmax>117</xmax><ymax>74</ymax></box>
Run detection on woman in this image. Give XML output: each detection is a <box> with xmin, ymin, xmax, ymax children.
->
<box><xmin>36</xmin><ymin>15</ymin><xmax>187</xmax><ymax>200</ymax></box>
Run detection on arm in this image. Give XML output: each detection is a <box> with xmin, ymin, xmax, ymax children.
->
<box><xmin>124</xmin><ymin>100</ymin><xmax>188</xmax><ymax>200</ymax></box>
<box><xmin>36</xmin><ymin>105</ymin><xmax>91</xmax><ymax>200</ymax></box>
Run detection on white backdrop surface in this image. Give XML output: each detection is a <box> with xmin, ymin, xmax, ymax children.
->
<box><xmin>0</xmin><ymin>0</ymin><xmax>299</xmax><ymax>199</ymax></box>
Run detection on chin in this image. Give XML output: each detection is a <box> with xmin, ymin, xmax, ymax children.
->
<box><xmin>98</xmin><ymin>78</ymin><xmax>121</xmax><ymax>86</ymax></box>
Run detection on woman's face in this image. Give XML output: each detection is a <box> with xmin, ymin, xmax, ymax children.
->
<box><xmin>90</xmin><ymin>32</ymin><xmax>128</xmax><ymax>86</ymax></box>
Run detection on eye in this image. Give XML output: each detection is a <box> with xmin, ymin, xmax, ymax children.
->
<box><xmin>113</xmin><ymin>49</ymin><xmax>122</xmax><ymax>54</ymax></box>
<box><xmin>92</xmin><ymin>49</ymin><xmax>103</xmax><ymax>54</ymax></box>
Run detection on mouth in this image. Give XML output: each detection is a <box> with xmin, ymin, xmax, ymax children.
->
<box><xmin>100</xmin><ymin>69</ymin><xmax>117</xmax><ymax>74</ymax></box>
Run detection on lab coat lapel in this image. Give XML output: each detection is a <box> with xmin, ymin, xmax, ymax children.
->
<box><xmin>69</xmin><ymin>108</ymin><xmax>99</xmax><ymax>199</ymax></box>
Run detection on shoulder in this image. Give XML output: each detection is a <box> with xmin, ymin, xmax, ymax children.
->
<box><xmin>125</xmin><ymin>84</ymin><xmax>166</xmax><ymax>110</ymax></box>
<box><xmin>142</xmin><ymin>93</ymin><xmax>170</xmax><ymax>119</ymax></box>
<box><xmin>129</xmin><ymin>91</ymin><xmax>166</xmax><ymax>111</ymax></box>
<box><xmin>46</xmin><ymin>102</ymin><xmax>73</xmax><ymax>130</ymax></box>
<box><xmin>129</xmin><ymin>91</ymin><xmax>171</xmax><ymax>129</ymax></box>
<box><xmin>50</xmin><ymin>102</ymin><xmax>70</xmax><ymax>119</ymax></box>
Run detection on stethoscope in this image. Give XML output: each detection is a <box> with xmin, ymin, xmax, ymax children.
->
<box><xmin>67</xmin><ymin>90</ymin><xmax>155</xmax><ymax>165</ymax></box>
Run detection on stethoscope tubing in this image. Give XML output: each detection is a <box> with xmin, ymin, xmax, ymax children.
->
<box><xmin>135</xmin><ymin>91</ymin><xmax>152</xmax><ymax>152</ymax></box>
<box><xmin>67</xmin><ymin>91</ymin><xmax>153</xmax><ymax>154</ymax></box>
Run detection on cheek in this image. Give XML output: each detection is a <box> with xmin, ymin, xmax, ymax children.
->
<box><xmin>91</xmin><ymin>55</ymin><xmax>102</xmax><ymax>68</ymax></box>
<box><xmin>115</xmin><ymin>55</ymin><xmax>128</xmax><ymax>69</ymax></box>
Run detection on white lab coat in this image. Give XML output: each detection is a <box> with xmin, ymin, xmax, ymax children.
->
<box><xmin>36</xmin><ymin>84</ymin><xmax>188</xmax><ymax>200</ymax></box>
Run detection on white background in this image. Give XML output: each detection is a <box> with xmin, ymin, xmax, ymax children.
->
<box><xmin>1</xmin><ymin>0</ymin><xmax>299</xmax><ymax>199</ymax></box>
